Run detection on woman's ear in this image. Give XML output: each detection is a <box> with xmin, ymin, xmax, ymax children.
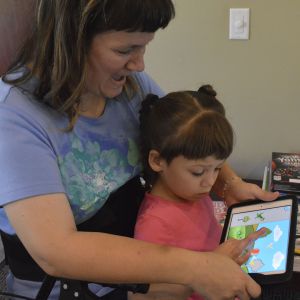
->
<box><xmin>148</xmin><ymin>150</ymin><xmax>164</xmax><ymax>172</ymax></box>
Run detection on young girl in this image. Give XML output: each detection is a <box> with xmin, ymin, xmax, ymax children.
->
<box><xmin>130</xmin><ymin>85</ymin><xmax>243</xmax><ymax>300</ymax></box>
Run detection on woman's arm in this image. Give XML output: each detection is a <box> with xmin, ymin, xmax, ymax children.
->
<box><xmin>128</xmin><ymin>228</ymin><xmax>267</xmax><ymax>300</ymax></box>
<box><xmin>128</xmin><ymin>283</ymin><xmax>192</xmax><ymax>300</ymax></box>
<box><xmin>213</xmin><ymin>162</ymin><xmax>279</xmax><ymax>207</ymax></box>
<box><xmin>4</xmin><ymin>193</ymin><xmax>261</xmax><ymax>300</ymax></box>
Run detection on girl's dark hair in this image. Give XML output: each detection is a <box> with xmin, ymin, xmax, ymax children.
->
<box><xmin>193</xmin><ymin>85</ymin><xmax>225</xmax><ymax>115</ymax></box>
<box><xmin>3</xmin><ymin>0</ymin><xmax>175</xmax><ymax>130</ymax></box>
<box><xmin>140</xmin><ymin>85</ymin><xmax>234</xmax><ymax>186</ymax></box>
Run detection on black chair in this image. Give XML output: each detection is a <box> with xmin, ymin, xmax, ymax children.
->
<box><xmin>0</xmin><ymin>176</ymin><xmax>149</xmax><ymax>300</ymax></box>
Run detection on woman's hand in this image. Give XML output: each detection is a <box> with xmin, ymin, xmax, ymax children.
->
<box><xmin>224</xmin><ymin>178</ymin><xmax>279</xmax><ymax>207</ymax></box>
<box><xmin>190</xmin><ymin>252</ymin><xmax>261</xmax><ymax>300</ymax></box>
<box><xmin>214</xmin><ymin>227</ymin><xmax>267</xmax><ymax>265</ymax></box>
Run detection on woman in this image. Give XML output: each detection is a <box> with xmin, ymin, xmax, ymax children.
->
<box><xmin>0</xmin><ymin>1</ymin><xmax>278</xmax><ymax>299</ymax></box>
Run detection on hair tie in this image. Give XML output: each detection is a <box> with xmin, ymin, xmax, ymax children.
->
<box><xmin>141</xmin><ymin>94</ymin><xmax>160</xmax><ymax>115</ymax></box>
<box><xmin>198</xmin><ymin>84</ymin><xmax>217</xmax><ymax>97</ymax></box>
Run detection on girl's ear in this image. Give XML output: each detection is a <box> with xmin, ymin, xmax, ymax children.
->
<box><xmin>148</xmin><ymin>150</ymin><xmax>164</xmax><ymax>172</ymax></box>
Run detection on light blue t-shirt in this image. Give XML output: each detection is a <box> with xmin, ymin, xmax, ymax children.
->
<box><xmin>0</xmin><ymin>70</ymin><xmax>164</xmax><ymax>298</ymax></box>
<box><xmin>0</xmin><ymin>70</ymin><xmax>163</xmax><ymax>234</ymax></box>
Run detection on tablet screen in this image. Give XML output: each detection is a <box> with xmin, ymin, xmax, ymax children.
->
<box><xmin>224</xmin><ymin>199</ymin><xmax>293</xmax><ymax>275</ymax></box>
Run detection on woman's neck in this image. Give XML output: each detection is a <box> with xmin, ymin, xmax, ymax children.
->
<box><xmin>79</xmin><ymin>92</ymin><xmax>106</xmax><ymax>118</ymax></box>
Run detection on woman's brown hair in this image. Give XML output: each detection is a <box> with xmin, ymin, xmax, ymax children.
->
<box><xmin>3</xmin><ymin>0</ymin><xmax>175</xmax><ymax>130</ymax></box>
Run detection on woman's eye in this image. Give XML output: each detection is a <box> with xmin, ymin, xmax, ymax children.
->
<box><xmin>117</xmin><ymin>49</ymin><xmax>132</xmax><ymax>55</ymax></box>
<box><xmin>191</xmin><ymin>171</ymin><xmax>205</xmax><ymax>177</ymax></box>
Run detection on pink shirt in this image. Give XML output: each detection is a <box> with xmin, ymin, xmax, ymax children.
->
<box><xmin>134</xmin><ymin>193</ymin><xmax>222</xmax><ymax>300</ymax></box>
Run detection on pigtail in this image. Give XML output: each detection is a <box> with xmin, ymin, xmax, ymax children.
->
<box><xmin>140</xmin><ymin>94</ymin><xmax>159</xmax><ymax>121</ymax></box>
<box><xmin>196</xmin><ymin>84</ymin><xmax>225</xmax><ymax>115</ymax></box>
<box><xmin>139</xmin><ymin>93</ymin><xmax>160</xmax><ymax>134</ymax></box>
<box><xmin>139</xmin><ymin>93</ymin><xmax>160</xmax><ymax>190</ymax></box>
<box><xmin>198</xmin><ymin>84</ymin><xmax>217</xmax><ymax>97</ymax></box>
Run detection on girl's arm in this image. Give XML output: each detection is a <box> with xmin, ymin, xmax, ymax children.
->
<box><xmin>5</xmin><ymin>193</ymin><xmax>261</xmax><ymax>300</ymax></box>
<box><xmin>212</xmin><ymin>162</ymin><xmax>279</xmax><ymax>207</ymax></box>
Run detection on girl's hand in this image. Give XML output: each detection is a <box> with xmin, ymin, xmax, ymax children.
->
<box><xmin>224</xmin><ymin>178</ymin><xmax>279</xmax><ymax>207</ymax></box>
<box><xmin>214</xmin><ymin>227</ymin><xmax>267</xmax><ymax>265</ymax></box>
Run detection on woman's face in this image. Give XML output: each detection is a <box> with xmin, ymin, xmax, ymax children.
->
<box><xmin>86</xmin><ymin>30</ymin><xmax>155</xmax><ymax>99</ymax></box>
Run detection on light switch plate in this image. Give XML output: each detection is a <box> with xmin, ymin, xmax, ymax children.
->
<box><xmin>229</xmin><ymin>8</ymin><xmax>250</xmax><ymax>40</ymax></box>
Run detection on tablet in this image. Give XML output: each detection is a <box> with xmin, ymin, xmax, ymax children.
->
<box><xmin>220</xmin><ymin>195</ymin><xmax>298</xmax><ymax>285</ymax></box>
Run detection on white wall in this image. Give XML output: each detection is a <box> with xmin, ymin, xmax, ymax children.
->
<box><xmin>145</xmin><ymin>0</ymin><xmax>300</xmax><ymax>180</ymax></box>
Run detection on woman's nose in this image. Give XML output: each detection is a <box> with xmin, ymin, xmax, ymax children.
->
<box><xmin>126</xmin><ymin>49</ymin><xmax>145</xmax><ymax>72</ymax></box>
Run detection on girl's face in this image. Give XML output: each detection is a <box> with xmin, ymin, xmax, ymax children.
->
<box><xmin>153</xmin><ymin>155</ymin><xmax>225</xmax><ymax>202</ymax></box>
<box><xmin>86</xmin><ymin>30</ymin><xmax>155</xmax><ymax>99</ymax></box>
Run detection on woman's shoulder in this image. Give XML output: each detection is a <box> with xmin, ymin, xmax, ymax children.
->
<box><xmin>0</xmin><ymin>75</ymin><xmax>65</xmax><ymax>130</ymax></box>
<box><xmin>1</xmin><ymin>77</ymin><xmax>34</xmax><ymax>108</ymax></box>
<box><xmin>132</xmin><ymin>71</ymin><xmax>165</xmax><ymax>97</ymax></box>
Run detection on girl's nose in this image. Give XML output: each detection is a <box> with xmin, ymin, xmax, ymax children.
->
<box><xmin>202</xmin><ymin>172</ymin><xmax>218</xmax><ymax>188</ymax></box>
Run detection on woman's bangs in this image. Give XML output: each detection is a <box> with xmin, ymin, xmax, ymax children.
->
<box><xmin>95</xmin><ymin>0</ymin><xmax>175</xmax><ymax>32</ymax></box>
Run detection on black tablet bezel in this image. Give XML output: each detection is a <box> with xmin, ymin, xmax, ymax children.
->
<box><xmin>220</xmin><ymin>195</ymin><xmax>298</xmax><ymax>285</ymax></box>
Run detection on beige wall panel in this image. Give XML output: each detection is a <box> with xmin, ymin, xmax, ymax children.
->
<box><xmin>146</xmin><ymin>0</ymin><xmax>300</xmax><ymax>179</ymax></box>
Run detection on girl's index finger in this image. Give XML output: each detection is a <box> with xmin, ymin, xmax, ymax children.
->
<box><xmin>240</xmin><ymin>228</ymin><xmax>267</xmax><ymax>257</ymax></box>
<box><xmin>248</xmin><ymin>227</ymin><xmax>267</xmax><ymax>241</ymax></box>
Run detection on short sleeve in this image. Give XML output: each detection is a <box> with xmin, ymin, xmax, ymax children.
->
<box><xmin>0</xmin><ymin>104</ymin><xmax>65</xmax><ymax>206</ymax></box>
<box><xmin>134</xmin><ymin>214</ymin><xmax>176</xmax><ymax>246</ymax></box>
